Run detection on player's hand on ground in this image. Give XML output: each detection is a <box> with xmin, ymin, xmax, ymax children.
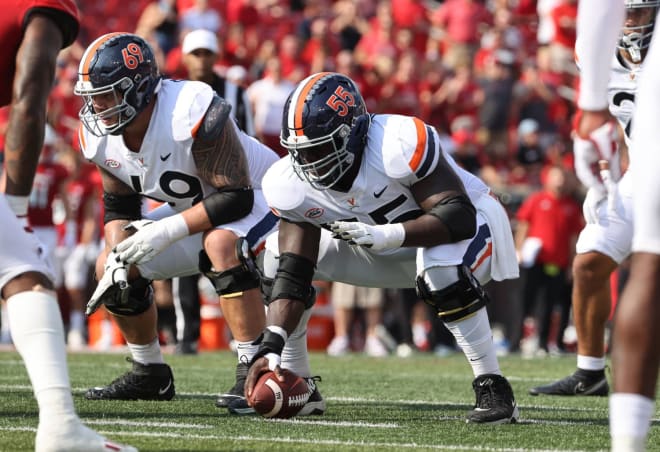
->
<box><xmin>86</xmin><ymin>251</ymin><xmax>129</xmax><ymax>315</ymax></box>
<box><xmin>114</xmin><ymin>215</ymin><xmax>188</xmax><ymax>264</ymax></box>
<box><xmin>329</xmin><ymin>220</ymin><xmax>405</xmax><ymax>251</ymax></box>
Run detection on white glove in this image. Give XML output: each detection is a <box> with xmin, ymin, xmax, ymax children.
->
<box><xmin>600</xmin><ymin>161</ymin><xmax>624</xmax><ymax>220</ymax></box>
<box><xmin>573</xmin><ymin>121</ymin><xmax>621</xmax><ymax>190</ymax></box>
<box><xmin>582</xmin><ymin>185</ymin><xmax>607</xmax><ymax>224</ymax></box>
<box><xmin>114</xmin><ymin>214</ymin><xmax>189</xmax><ymax>264</ymax></box>
<box><xmin>329</xmin><ymin>221</ymin><xmax>405</xmax><ymax>251</ymax></box>
<box><xmin>86</xmin><ymin>251</ymin><xmax>129</xmax><ymax>315</ymax></box>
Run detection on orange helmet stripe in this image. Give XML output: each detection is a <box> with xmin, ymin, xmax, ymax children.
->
<box><xmin>292</xmin><ymin>72</ymin><xmax>331</xmax><ymax>136</ymax></box>
<box><xmin>77</xmin><ymin>123</ymin><xmax>86</xmax><ymax>150</ymax></box>
<box><xmin>408</xmin><ymin>117</ymin><xmax>428</xmax><ymax>172</ymax></box>
<box><xmin>79</xmin><ymin>32</ymin><xmax>125</xmax><ymax>82</ymax></box>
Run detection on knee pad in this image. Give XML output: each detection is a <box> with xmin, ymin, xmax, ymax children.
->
<box><xmin>259</xmin><ymin>275</ymin><xmax>316</xmax><ymax>309</ymax></box>
<box><xmin>104</xmin><ymin>277</ymin><xmax>154</xmax><ymax>317</ymax></box>
<box><xmin>416</xmin><ymin>265</ymin><xmax>489</xmax><ymax>323</ymax></box>
<box><xmin>199</xmin><ymin>237</ymin><xmax>261</xmax><ymax>297</ymax></box>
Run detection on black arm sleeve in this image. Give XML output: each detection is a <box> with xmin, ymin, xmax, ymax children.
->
<box><xmin>201</xmin><ymin>187</ymin><xmax>254</xmax><ymax>227</ymax></box>
<box><xmin>103</xmin><ymin>192</ymin><xmax>142</xmax><ymax>224</ymax></box>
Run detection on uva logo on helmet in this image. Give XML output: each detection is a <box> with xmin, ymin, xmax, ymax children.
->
<box><xmin>280</xmin><ymin>72</ymin><xmax>369</xmax><ymax>191</ymax></box>
<box><xmin>74</xmin><ymin>33</ymin><xmax>162</xmax><ymax>137</ymax></box>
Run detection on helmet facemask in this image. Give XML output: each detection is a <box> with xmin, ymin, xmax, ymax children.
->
<box><xmin>618</xmin><ymin>3</ymin><xmax>658</xmax><ymax>63</ymax></box>
<box><xmin>75</xmin><ymin>77</ymin><xmax>138</xmax><ymax>136</ymax></box>
<box><xmin>284</xmin><ymin>122</ymin><xmax>355</xmax><ymax>191</ymax></box>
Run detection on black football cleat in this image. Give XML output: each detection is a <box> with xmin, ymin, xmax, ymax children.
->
<box><xmin>215</xmin><ymin>362</ymin><xmax>249</xmax><ymax>408</ymax></box>
<box><xmin>85</xmin><ymin>357</ymin><xmax>175</xmax><ymax>401</ymax></box>
<box><xmin>529</xmin><ymin>369</ymin><xmax>608</xmax><ymax>396</ymax></box>
<box><xmin>466</xmin><ymin>374</ymin><xmax>519</xmax><ymax>424</ymax></box>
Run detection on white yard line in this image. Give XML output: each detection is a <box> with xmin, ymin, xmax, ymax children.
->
<box><xmin>0</xmin><ymin>426</ymin><xmax>601</xmax><ymax>452</ymax></box>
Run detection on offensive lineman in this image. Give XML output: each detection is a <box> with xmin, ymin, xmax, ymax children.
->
<box><xmin>240</xmin><ymin>72</ymin><xmax>520</xmax><ymax>424</ymax></box>
<box><xmin>0</xmin><ymin>2</ymin><xmax>135</xmax><ymax>451</ymax></box>
<box><xmin>74</xmin><ymin>32</ymin><xmax>277</xmax><ymax>409</ymax></box>
<box><xmin>530</xmin><ymin>0</ymin><xmax>657</xmax><ymax>397</ymax></box>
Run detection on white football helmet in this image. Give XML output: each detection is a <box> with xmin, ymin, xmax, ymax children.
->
<box><xmin>618</xmin><ymin>0</ymin><xmax>660</xmax><ymax>63</ymax></box>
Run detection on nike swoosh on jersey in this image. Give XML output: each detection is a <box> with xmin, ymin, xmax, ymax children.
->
<box><xmin>373</xmin><ymin>186</ymin><xmax>388</xmax><ymax>198</ymax></box>
<box><xmin>160</xmin><ymin>153</ymin><xmax>172</xmax><ymax>161</ymax></box>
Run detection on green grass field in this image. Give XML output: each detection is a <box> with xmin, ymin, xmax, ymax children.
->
<box><xmin>0</xmin><ymin>349</ymin><xmax>658</xmax><ymax>452</ymax></box>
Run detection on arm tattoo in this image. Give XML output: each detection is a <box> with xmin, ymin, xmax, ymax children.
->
<box><xmin>191</xmin><ymin>120</ymin><xmax>251</xmax><ymax>189</ymax></box>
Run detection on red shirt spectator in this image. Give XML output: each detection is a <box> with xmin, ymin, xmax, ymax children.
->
<box><xmin>550</xmin><ymin>0</ymin><xmax>578</xmax><ymax>49</ymax></box>
<box><xmin>516</xmin><ymin>171</ymin><xmax>583</xmax><ymax>268</ymax></box>
<box><xmin>430</xmin><ymin>0</ymin><xmax>493</xmax><ymax>46</ymax></box>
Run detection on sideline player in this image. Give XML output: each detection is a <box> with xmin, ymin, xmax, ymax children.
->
<box><xmin>0</xmin><ymin>2</ymin><xmax>135</xmax><ymax>451</ymax></box>
<box><xmin>74</xmin><ymin>33</ymin><xmax>277</xmax><ymax>408</ymax></box>
<box><xmin>240</xmin><ymin>72</ymin><xmax>520</xmax><ymax>424</ymax></box>
<box><xmin>530</xmin><ymin>0</ymin><xmax>657</xmax><ymax>398</ymax></box>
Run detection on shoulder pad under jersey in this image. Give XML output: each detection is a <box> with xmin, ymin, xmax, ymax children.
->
<box><xmin>78</xmin><ymin>123</ymin><xmax>104</xmax><ymax>161</ymax></box>
<box><xmin>262</xmin><ymin>158</ymin><xmax>307</xmax><ymax>213</ymax></box>
<box><xmin>170</xmin><ymin>80</ymin><xmax>215</xmax><ymax>142</ymax></box>
<box><xmin>379</xmin><ymin>115</ymin><xmax>440</xmax><ymax>183</ymax></box>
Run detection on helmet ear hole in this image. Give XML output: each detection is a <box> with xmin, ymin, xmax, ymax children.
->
<box><xmin>346</xmin><ymin>114</ymin><xmax>371</xmax><ymax>156</ymax></box>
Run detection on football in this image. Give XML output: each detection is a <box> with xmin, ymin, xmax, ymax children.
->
<box><xmin>248</xmin><ymin>369</ymin><xmax>310</xmax><ymax>418</ymax></box>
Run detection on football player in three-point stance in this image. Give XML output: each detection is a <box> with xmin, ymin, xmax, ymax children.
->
<box><xmin>74</xmin><ymin>32</ymin><xmax>278</xmax><ymax>410</ymax></box>
<box><xmin>240</xmin><ymin>72</ymin><xmax>520</xmax><ymax>424</ymax></box>
<box><xmin>530</xmin><ymin>0</ymin><xmax>658</xmax><ymax>399</ymax></box>
<box><xmin>0</xmin><ymin>2</ymin><xmax>135</xmax><ymax>451</ymax></box>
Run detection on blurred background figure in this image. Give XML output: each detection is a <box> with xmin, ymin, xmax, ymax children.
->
<box><xmin>513</xmin><ymin>166</ymin><xmax>583</xmax><ymax>356</ymax></box>
<box><xmin>326</xmin><ymin>283</ymin><xmax>390</xmax><ymax>357</ymax></box>
<box><xmin>246</xmin><ymin>57</ymin><xmax>295</xmax><ymax>157</ymax></box>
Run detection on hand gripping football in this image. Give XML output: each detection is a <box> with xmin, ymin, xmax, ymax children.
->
<box><xmin>249</xmin><ymin>369</ymin><xmax>310</xmax><ymax>418</ymax></box>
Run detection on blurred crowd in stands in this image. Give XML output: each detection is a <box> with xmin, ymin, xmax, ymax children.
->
<box><xmin>1</xmin><ymin>0</ymin><xmax>612</xmax><ymax>360</ymax></box>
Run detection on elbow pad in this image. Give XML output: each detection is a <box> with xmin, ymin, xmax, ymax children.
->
<box><xmin>428</xmin><ymin>194</ymin><xmax>477</xmax><ymax>242</ymax></box>
<box><xmin>201</xmin><ymin>187</ymin><xmax>254</xmax><ymax>227</ymax></box>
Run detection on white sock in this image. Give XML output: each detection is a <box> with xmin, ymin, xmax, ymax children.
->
<box><xmin>128</xmin><ymin>337</ymin><xmax>163</xmax><ymax>364</ymax></box>
<box><xmin>7</xmin><ymin>291</ymin><xmax>76</xmax><ymax>421</ymax></box>
<box><xmin>0</xmin><ymin>303</ymin><xmax>11</xmax><ymax>341</ymax></box>
<box><xmin>577</xmin><ymin>355</ymin><xmax>606</xmax><ymax>371</ymax></box>
<box><xmin>69</xmin><ymin>310</ymin><xmax>84</xmax><ymax>332</ymax></box>
<box><xmin>100</xmin><ymin>319</ymin><xmax>113</xmax><ymax>338</ymax></box>
<box><xmin>281</xmin><ymin>309</ymin><xmax>313</xmax><ymax>377</ymax></box>
<box><xmin>236</xmin><ymin>340</ymin><xmax>260</xmax><ymax>365</ymax></box>
<box><xmin>610</xmin><ymin>393</ymin><xmax>654</xmax><ymax>452</ymax></box>
<box><xmin>445</xmin><ymin>308</ymin><xmax>501</xmax><ymax>377</ymax></box>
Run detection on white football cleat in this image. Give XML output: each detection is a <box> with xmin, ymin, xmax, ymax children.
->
<box><xmin>36</xmin><ymin>421</ymin><xmax>137</xmax><ymax>452</ymax></box>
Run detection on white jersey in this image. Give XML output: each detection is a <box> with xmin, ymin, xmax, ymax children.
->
<box><xmin>608</xmin><ymin>53</ymin><xmax>644</xmax><ymax>151</ymax></box>
<box><xmin>79</xmin><ymin>79</ymin><xmax>280</xmax><ymax>280</ymax></box>
<box><xmin>79</xmin><ymin>79</ymin><xmax>278</xmax><ymax>211</ymax></box>
<box><xmin>263</xmin><ymin>114</ymin><xmax>517</xmax><ymax>287</ymax></box>
<box><xmin>263</xmin><ymin>114</ymin><xmax>489</xmax><ymax>230</ymax></box>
